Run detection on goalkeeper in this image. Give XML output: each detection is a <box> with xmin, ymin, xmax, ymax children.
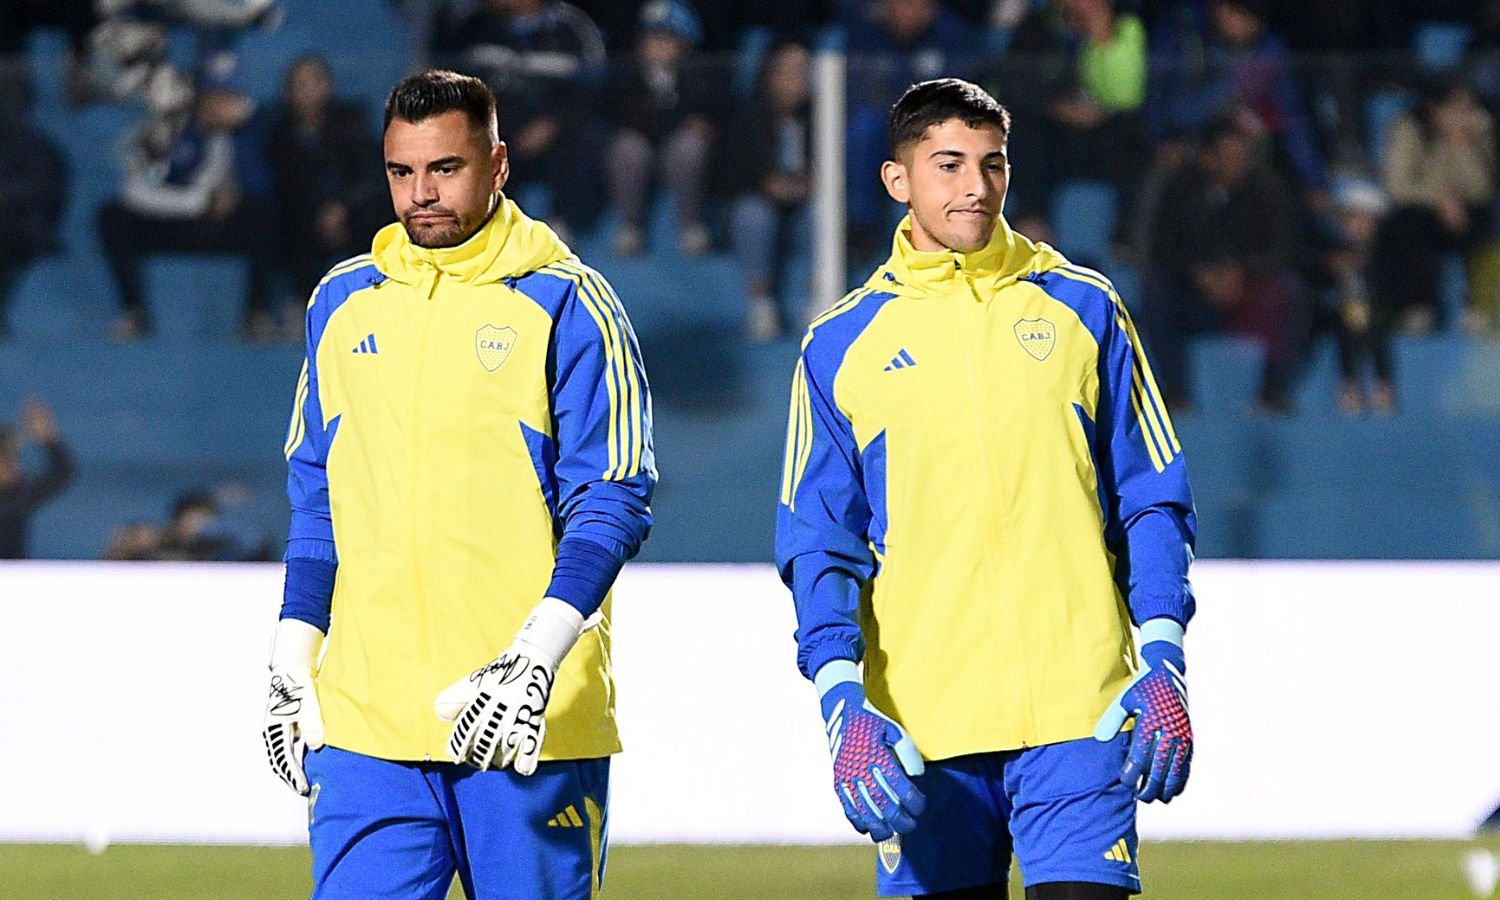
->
<box><xmin>775</xmin><ymin>79</ymin><xmax>1196</xmax><ymax>899</ymax></box>
<box><xmin>262</xmin><ymin>70</ymin><xmax>654</xmax><ymax>899</ymax></box>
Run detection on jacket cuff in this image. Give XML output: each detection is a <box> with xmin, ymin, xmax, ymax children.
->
<box><xmin>803</xmin><ymin>638</ymin><xmax>861</xmax><ymax>681</ymax></box>
<box><xmin>1128</xmin><ymin>594</ymin><xmax>1187</xmax><ymax>630</ymax></box>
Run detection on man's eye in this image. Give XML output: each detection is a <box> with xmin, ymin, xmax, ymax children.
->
<box><xmin>939</xmin><ymin>163</ymin><xmax>958</xmax><ymax>172</ymax></box>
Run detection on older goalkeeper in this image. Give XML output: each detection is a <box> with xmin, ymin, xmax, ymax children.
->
<box><xmin>260</xmin><ymin>70</ymin><xmax>654</xmax><ymax>899</ymax></box>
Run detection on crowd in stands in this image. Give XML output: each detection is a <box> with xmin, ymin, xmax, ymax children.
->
<box><xmin>103</xmin><ymin>481</ymin><xmax>274</xmax><ymax>561</ymax></box>
<box><xmin>844</xmin><ymin>0</ymin><xmax>1500</xmax><ymax>414</ymax></box>
<box><xmin>2</xmin><ymin>0</ymin><xmax>1499</xmax><ymax>555</ymax></box>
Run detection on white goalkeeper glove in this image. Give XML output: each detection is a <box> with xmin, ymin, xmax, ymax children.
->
<box><xmin>434</xmin><ymin>598</ymin><xmax>585</xmax><ymax>775</ymax></box>
<box><xmin>261</xmin><ymin>618</ymin><xmax>325</xmax><ymax>796</ymax></box>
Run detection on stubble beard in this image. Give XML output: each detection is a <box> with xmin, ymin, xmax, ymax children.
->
<box><xmin>403</xmin><ymin>194</ymin><xmax>500</xmax><ymax>249</ymax></box>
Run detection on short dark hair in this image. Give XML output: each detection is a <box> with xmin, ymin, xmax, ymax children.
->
<box><xmin>383</xmin><ymin>69</ymin><xmax>499</xmax><ymax>143</ymax></box>
<box><xmin>888</xmin><ymin>78</ymin><xmax>1010</xmax><ymax>160</ymax></box>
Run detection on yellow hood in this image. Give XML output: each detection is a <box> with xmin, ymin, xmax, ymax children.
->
<box><xmin>866</xmin><ymin>213</ymin><xmax>1070</xmax><ymax>297</ymax></box>
<box><xmin>372</xmin><ymin>195</ymin><xmax>573</xmax><ymax>287</ymax></box>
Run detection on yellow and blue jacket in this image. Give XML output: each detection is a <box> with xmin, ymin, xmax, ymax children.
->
<box><xmin>283</xmin><ymin>198</ymin><xmax>654</xmax><ymax>763</ymax></box>
<box><xmin>775</xmin><ymin>216</ymin><xmax>1195</xmax><ymax>761</ymax></box>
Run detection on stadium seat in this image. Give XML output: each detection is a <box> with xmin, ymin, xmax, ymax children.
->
<box><xmin>733</xmin><ymin>26</ymin><xmax>774</xmax><ymax>98</ymax></box>
<box><xmin>1413</xmin><ymin>21</ymin><xmax>1474</xmax><ymax>72</ymax></box>
<box><xmin>143</xmin><ymin>255</ymin><xmax>251</xmax><ymax>339</ymax></box>
<box><xmin>1049</xmin><ymin>180</ymin><xmax>1116</xmax><ymax>270</ymax></box>
<box><xmin>1364</xmin><ymin>90</ymin><xmax>1410</xmax><ymax>169</ymax></box>
<box><xmin>1187</xmin><ymin>336</ymin><xmax>1264</xmax><ymax>414</ymax></box>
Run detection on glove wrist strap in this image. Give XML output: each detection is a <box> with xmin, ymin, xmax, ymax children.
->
<box><xmin>270</xmin><ymin>618</ymin><xmax>325</xmax><ymax>671</ymax></box>
<box><xmin>813</xmin><ymin>659</ymin><xmax>861</xmax><ymax>701</ymax></box>
<box><xmin>514</xmin><ymin>597</ymin><xmax>586</xmax><ymax>669</ymax></box>
<box><xmin>1140</xmin><ymin>617</ymin><xmax>1184</xmax><ymax>648</ymax></box>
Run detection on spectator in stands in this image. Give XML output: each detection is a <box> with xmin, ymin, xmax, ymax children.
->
<box><xmin>103</xmin><ymin>520</ymin><xmax>162</xmax><ymax>560</ymax></box>
<box><xmin>1373</xmin><ymin>77</ymin><xmax>1496</xmax><ymax>333</ymax></box>
<box><xmin>97</xmin><ymin>53</ymin><xmax>277</xmax><ymax>341</ymax></box>
<box><xmin>434</xmin><ymin>0</ymin><xmax>609</xmax><ymax>241</ymax></box>
<box><xmin>155</xmin><ymin>485</ymin><xmax>272</xmax><ymax>561</ymax></box>
<box><xmin>0</xmin><ymin>399</ymin><xmax>74</xmax><ymax>559</ymax></box>
<box><xmin>722</xmin><ymin>41</ymin><xmax>813</xmax><ymax>340</ymax></box>
<box><xmin>1144</xmin><ymin>117</ymin><xmax>1312</xmax><ymax>412</ymax></box>
<box><xmin>995</xmin><ymin>0</ymin><xmax>1149</xmax><ymax>217</ymax></box>
<box><xmin>605</xmin><ymin>1</ymin><xmax>716</xmax><ymax>257</ymax></box>
<box><xmin>266</xmin><ymin>55</ymin><xmax>386</xmax><ymax>331</ymax></box>
<box><xmin>846</xmin><ymin>0</ymin><xmax>982</xmax><ymax>254</ymax></box>
<box><xmin>0</xmin><ymin>67</ymin><xmax>69</xmax><ymax>339</ymax></box>
<box><xmin>1323</xmin><ymin>179</ymin><xmax>1395</xmax><ymax>415</ymax></box>
<box><xmin>56</xmin><ymin>0</ymin><xmax>283</xmax><ymax>105</ymax></box>
<box><xmin>1148</xmin><ymin>0</ymin><xmax>1329</xmax><ymax>200</ymax></box>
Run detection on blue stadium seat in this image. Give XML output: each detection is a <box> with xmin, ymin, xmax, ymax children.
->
<box><xmin>1364</xmin><ymin>90</ymin><xmax>1410</xmax><ymax>169</ymax></box>
<box><xmin>1187</xmin><ymin>336</ymin><xmax>1264</xmax><ymax>414</ymax></box>
<box><xmin>1049</xmin><ymin>180</ymin><xmax>1116</xmax><ymax>269</ymax></box>
<box><xmin>733</xmin><ymin>26</ymin><xmax>774</xmax><ymax>98</ymax></box>
<box><xmin>1414</xmin><ymin>21</ymin><xmax>1474</xmax><ymax>72</ymax></box>
<box><xmin>7</xmin><ymin>257</ymin><xmax>111</xmax><ymax>341</ymax></box>
<box><xmin>810</xmin><ymin>23</ymin><xmax>845</xmax><ymax>53</ymax></box>
<box><xmin>143</xmin><ymin>255</ymin><xmax>250</xmax><ymax>339</ymax></box>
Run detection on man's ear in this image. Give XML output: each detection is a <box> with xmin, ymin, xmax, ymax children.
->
<box><xmin>880</xmin><ymin>159</ymin><xmax>910</xmax><ymax>204</ymax></box>
<box><xmin>492</xmin><ymin>141</ymin><xmax>510</xmax><ymax>193</ymax></box>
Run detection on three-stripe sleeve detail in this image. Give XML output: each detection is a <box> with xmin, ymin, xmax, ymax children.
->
<box><xmin>544</xmin><ymin>261</ymin><xmax>646</xmax><ymax>481</ymax></box>
<box><xmin>1057</xmin><ymin>265</ymin><xmax>1179</xmax><ymax>472</ymax></box>
<box><xmin>284</xmin><ymin>360</ymin><xmax>310</xmax><ymax>459</ymax></box>
<box><xmin>780</xmin><ymin>358</ymin><xmax>813</xmax><ymax>508</ymax></box>
<box><xmin>781</xmin><ymin>288</ymin><xmax>874</xmax><ymax>508</ymax></box>
<box><xmin>284</xmin><ymin>254</ymin><xmax>374</xmax><ymax>460</ymax></box>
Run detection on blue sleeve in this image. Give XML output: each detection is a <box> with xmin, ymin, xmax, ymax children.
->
<box><xmin>544</xmin><ymin>271</ymin><xmax>656</xmax><ymax>616</ymax></box>
<box><xmin>1094</xmin><ymin>296</ymin><xmax>1197</xmax><ymax>627</ymax></box>
<box><xmin>279</xmin><ymin>557</ymin><xmax>336</xmax><ymax>632</ymax></box>
<box><xmin>775</xmin><ymin>343</ymin><xmax>874</xmax><ymax>680</ymax></box>
<box><xmin>283</xmin><ymin>287</ymin><xmax>339</xmax><ymax>566</ymax></box>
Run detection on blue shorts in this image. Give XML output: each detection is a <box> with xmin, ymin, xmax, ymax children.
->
<box><xmin>875</xmin><ymin>734</ymin><xmax>1139</xmax><ymax>897</ymax></box>
<box><xmin>304</xmin><ymin>746</ymin><xmax>609</xmax><ymax>900</ymax></box>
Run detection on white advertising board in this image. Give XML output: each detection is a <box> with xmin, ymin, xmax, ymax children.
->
<box><xmin>0</xmin><ymin>561</ymin><xmax>1496</xmax><ymax>845</ymax></box>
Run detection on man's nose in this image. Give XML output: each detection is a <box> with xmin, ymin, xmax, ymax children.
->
<box><xmin>412</xmin><ymin>173</ymin><xmax>439</xmax><ymax>205</ymax></box>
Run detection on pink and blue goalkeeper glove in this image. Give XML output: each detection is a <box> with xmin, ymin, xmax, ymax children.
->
<box><xmin>815</xmin><ymin>661</ymin><xmax>926</xmax><ymax>841</ymax></box>
<box><xmin>1094</xmin><ymin>618</ymin><xmax>1193</xmax><ymax>804</ymax></box>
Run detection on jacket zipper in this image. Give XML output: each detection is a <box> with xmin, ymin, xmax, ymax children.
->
<box><xmin>956</xmin><ymin>266</ymin><xmax>1037</xmax><ymax>747</ymax></box>
<box><xmin>411</xmin><ymin>267</ymin><xmax>436</xmax><ymax>758</ymax></box>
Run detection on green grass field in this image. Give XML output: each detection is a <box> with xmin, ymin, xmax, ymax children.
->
<box><xmin>3</xmin><ymin>840</ymin><xmax>1498</xmax><ymax>899</ymax></box>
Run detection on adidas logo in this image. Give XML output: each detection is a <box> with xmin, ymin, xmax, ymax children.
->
<box><xmin>546</xmin><ymin>804</ymin><xmax>585</xmax><ymax>828</ymax></box>
<box><xmin>883</xmin><ymin>349</ymin><xmax>917</xmax><ymax>371</ymax></box>
<box><xmin>1103</xmin><ymin>838</ymin><xmax>1132</xmax><ymax>864</ymax></box>
<box><xmin>352</xmin><ymin>333</ymin><xmax>380</xmax><ymax>354</ymax></box>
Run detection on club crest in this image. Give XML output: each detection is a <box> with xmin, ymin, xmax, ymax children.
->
<box><xmin>878</xmin><ymin>835</ymin><xmax>902</xmax><ymax>874</ymax></box>
<box><xmin>476</xmin><ymin>324</ymin><xmax>517</xmax><ymax>372</ymax></box>
<box><xmin>1014</xmin><ymin>318</ymin><xmax>1056</xmax><ymax>361</ymax></box>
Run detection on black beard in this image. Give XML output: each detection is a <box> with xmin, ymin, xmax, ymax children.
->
<box><xmin>404</xmin><ymin>194</ymin><xmax>500</xmax><ymax>248</ymax></box>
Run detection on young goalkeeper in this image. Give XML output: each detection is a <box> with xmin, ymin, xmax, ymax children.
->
<box><xmin>261</xmin><ymin>70</ymin><xmax>654</xmax><ymax>899</ymax></box>
<box><xmin>775</xmin><ymin>78</ymin><xmax>1196</xmax><ymax>899</ymax></box>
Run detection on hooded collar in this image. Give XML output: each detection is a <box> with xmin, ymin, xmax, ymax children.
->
<box><xmin>371</xmin><ymin>195</ymin><xmax>573</xmax><ymax>289</ymax></box>
<box><xmin>866</xmin><ymin>213</ymin><xmax>1069</xmax><ymax>298</ymax></box>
